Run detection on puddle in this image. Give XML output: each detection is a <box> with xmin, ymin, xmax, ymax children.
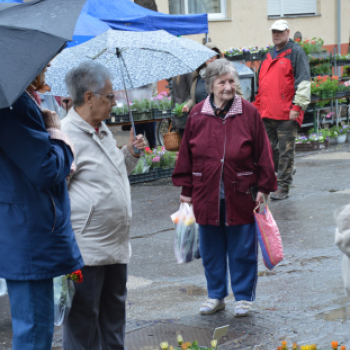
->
<box><xmin>315</xmin><ymin>305</ymin><xmax>350</xmax><ymax>322</ymax></box>
<box><xmin>179</xmin><ymin>285</ymin><xmax>207</xmax><ymax>296</ymax></box>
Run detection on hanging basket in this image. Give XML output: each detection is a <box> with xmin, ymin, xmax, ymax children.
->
<box><xmin>163</xmin><ymin>123</ymin><xmax>181</xmax><ymax>151</ymax></box>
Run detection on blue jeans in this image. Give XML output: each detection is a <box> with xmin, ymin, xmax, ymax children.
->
<box><xmin>6</xmin><ymin>279</ymin><xmax>54</xmax><ymax>350</ymax></box>
<box><xmin>199</xmin><ymin>200</ymin><xmax>258</xmax><ymax>301</ymax></box>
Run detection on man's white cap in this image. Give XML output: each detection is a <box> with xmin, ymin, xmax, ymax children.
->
<box><xmin>270</xmin><ymin>20</ymin><xmax>289</xmax><ymax>31</ymax></box>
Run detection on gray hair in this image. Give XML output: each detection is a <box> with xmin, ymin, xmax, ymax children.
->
<box><xmin>205</xmin><ymin>59</ymin><xmax>239</xmax><ymax>93</ymax></box>
<box><xmin>65</xmin><ymin>61</ymin><xmax>113</xmax><ymax>107</ymax></box>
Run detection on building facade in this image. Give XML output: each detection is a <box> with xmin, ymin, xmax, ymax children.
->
<box><xmin>155</xmin><ymin>0</ymin><xmax>349</xmax><ymax>54</ymax></box>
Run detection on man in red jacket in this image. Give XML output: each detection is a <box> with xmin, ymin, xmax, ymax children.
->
<box><xmin>253</xmin><ymin>20</ymin><xmax>310</xmax><ymax>200</ymax></box>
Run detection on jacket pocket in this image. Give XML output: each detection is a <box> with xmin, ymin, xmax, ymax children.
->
<box><xmin>235</xmin><ymin>181</ymin><xmax>251</xmax><ymax>194</ymax></box>
<box><xmin>192</xmin><ymin>164</ymin><xmax>203</xmax><ymax>183</ymax></box>
<box><xmin>81</xmin><ymin>204</ymin><xmax>94</xmax><ymax>234</ymax></box>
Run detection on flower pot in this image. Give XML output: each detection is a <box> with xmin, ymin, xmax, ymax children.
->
<box><xmin>224</xmin><ymin>54</ymin><xmax>244</xmax><ymax>61</ymax></box>
<box><xmin>325</xmin><ymin>139</ymin><xmax>329</xmax><ymax>148</ymax></box>
<box><xmin>346</xmin><ymin>133</ymin><xmax>350</xmax><ymax>142</ymax></box>
<box><xmin>336</xmin><ymin>91</ymin><xmax>347</xmax><ymax>98</ymax></box>
<box><xmin>311</xmin><ymin>94</ymin><xmax>320</xmax><ymax>102</ymax></box>
<box><xmin>337</xmin><ymin>134</ymin><xmax>347</xmax><ymax>144</ymax></box>
<box><xmin>329</xmin><ymin>137</ymin><xmax>337</xmax><ymax>145</ymax></box>
<box><xmin>243</xmin><ymin>51</ymin><xmax>251</xmax><ymax>60</ymax></box>
<box><xmin>250</xmin><ymin>51</ymin><xmax>262</xmax><ymax>60</ymax></box>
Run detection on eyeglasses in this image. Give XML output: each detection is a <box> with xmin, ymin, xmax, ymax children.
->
<box><xmin>93</xmin><ymin>92</ymin><xmax>116</xmax><ymax>102</ymax></box>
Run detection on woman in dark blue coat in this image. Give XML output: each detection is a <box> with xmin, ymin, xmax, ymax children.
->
<box><xmin>0</xmin><ymin>64</ymin><xmax>83</xmax><ymax>350</ymax></box>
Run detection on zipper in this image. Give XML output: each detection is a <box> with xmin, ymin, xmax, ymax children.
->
<box><xmin>50</xmin><ymin>195</ymin><xmax>56</xmax><ymax>233</ymax></box>
<box><xmin>218</xmin><ymin>119</ymin><xmax>227</xmax><ymax>226</ymax></box>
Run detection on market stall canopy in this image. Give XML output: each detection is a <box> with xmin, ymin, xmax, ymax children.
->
<box><xmin>68</xmin><ymin>13</ymin><xmax>110</xmax><ymax>47</ymax></box>
<box><xmin>0</xmin><ymin>0</ymin><xmax>86</xmax><ymax>109</ymax></box>
<box><xmin>82</xmin><ymin>0</ymin><xmax>208</xmax><ymax>35</ymax></box>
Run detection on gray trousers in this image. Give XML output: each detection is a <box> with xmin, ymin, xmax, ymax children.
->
<box><xmin>63</xmin><ymin>264</ymin><xmax>127</xmax><ymax>350</ymax></box>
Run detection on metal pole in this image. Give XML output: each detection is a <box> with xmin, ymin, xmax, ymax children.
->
<box><xmin>337</xmin><ymin>0</ymin><xmax>341</xmax><ymax>77</ymax></box>
<box><xmin>116</xmin><ymin>48</ymin><xmax>141</xmax><ymax>155</ymax></box>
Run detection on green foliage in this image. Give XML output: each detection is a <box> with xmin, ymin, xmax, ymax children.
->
<box><xmin>172</xmin><ymin>102</ymin><xmax>187</xmax><ymax>117</ymax></box>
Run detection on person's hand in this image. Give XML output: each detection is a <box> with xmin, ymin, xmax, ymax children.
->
<box><xmin>255</xmin><ymin>192</ymin><xmax>267</xmax><ymax>206</ymax></box>
<box><xmin>289</xmin><ymin>110</ymin><xmax>299</xmax><ymax>120</ymax></box>
<box><xmin>182</xmin><ymin>105</ymin><xmax>189</xmax><ymax>113</ymax></box>
<box><xmin>180</xmin><ymin>195</ymin><xmax>192</xmax><ymax>203</ymax></box>
<box><xmin>127</xmin><ymin>128</ymin><xmax>146</xmax><ymax>157</ymax></box>
<box><xmin>42</xmin><ymin>110</ymin><xmax>61</xmax><ymax>130</ymax></box>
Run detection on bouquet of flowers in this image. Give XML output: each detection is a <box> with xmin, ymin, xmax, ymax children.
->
<box><xmin>53</xmin><ymin>270</ymin><xmax>83</xmax><ymax>326</ymax></box>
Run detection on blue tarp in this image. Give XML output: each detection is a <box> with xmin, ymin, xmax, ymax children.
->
<box><xmin>82</xmin><ymin>0</ymin><xmax>208</xmax><ymax>35</ymax></box>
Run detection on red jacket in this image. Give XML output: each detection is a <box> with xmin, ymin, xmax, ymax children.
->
<box><xmin>172</xmin><ymin>96</ymin><xmax>277</xmax><ymax>226</ymax></box>
<box><xmin>253</xmin><ymin>40</ymin><xmax>311</xmax><ymax>126</ymax></box>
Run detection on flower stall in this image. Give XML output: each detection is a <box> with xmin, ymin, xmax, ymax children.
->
<box><xmin>128</xmin><ymin>146</ymin><xmax>177</xmax><ymax>184</ymax></box>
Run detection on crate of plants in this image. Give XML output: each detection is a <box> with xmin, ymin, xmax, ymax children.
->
<box><xmin>130</xmin><ymin>98</ymin><xmax>153</xmax><ymax>121</ymax></box>
<box><xmin>152</xmin><ymin>92</ymin><xmax>173</xmax><ymax>119</ymax></box>
<box><xmin>334</xmin><ymin>53</ymin><xmax>350</xmax><ymax>66</ymax></box>
<box><xmin>106</xmin><ymin>106</ymin><xmax>130</xmax><ymax>125</ymax></box>
<box><xmin>223</xmin><ymin>48</ymin><xmax>244</xmax><ymax>61</ymax></box>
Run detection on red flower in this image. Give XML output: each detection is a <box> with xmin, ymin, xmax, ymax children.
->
<box><xmin>311</xmin><ymin>40</ymin><xmax>316</xmax><ymax>44</ymax></box>
<box><xmin>295</xmin><ymin>38</ymin><xmax>301</xmax><ymax>42</ymax></box>
<box><xmin>305</xmin><ymin>39</ymin><xmax>310</xmax><ymax>43</ymax></box>
<box><xmin>144</xmin><ymin>147</ymin><xmax>152</xmax><ymax>155</ymax></box>
<box><xmin>69</xmin><ymin>270</ymin><xmax>83</xmax><ymax>283</ymax></box>
<box><xmin>332</xmin><ymin>76</ymin><xmax>339</xmax><ymax>80</ymax></box>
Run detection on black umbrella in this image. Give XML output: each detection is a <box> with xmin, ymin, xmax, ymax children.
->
<box><xmin>0</xmin><ymin>0</ymin><xmax>87</xmax><ymax>109</ymax></box>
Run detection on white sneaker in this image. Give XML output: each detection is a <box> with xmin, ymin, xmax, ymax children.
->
<box><xmin>199</xmin><ymin>298</ymin><xmax>225</xmax><ymax>315</ymax></box>
<box><xmin>234</xmin><ymin>300</ymin><xmax>253</xmax><ymax>317</ymax></box>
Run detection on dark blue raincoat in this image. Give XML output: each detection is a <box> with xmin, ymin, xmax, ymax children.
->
<box><xmin>0</xmin><ymin>92</ymin><xmax>83</xmax><ymax>280</ymax></box>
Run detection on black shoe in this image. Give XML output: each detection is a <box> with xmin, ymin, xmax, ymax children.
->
<box><xmin>292</xmin><ymin>168</ymin><xmax>296</xmax><ymax>175</ymax></box>
<box><xmin>270</xmin><ymin>188</ymin><xmax>289</xmax><ymax>200</ymax></box>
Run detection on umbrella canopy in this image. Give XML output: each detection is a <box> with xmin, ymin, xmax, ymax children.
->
<box><xmin>46</xmin><ymin>29</ymin><xmax>217</xmax><ymax>96</ymax></box>
<box><xmin>0</xmin><ymin>0</ymin><xmax>87</xmax><ymax>109</ymax></box>
<box><xmin>68</xmin><ymin>13</ymin><xmax>110</xmax><ymax>48</ymax></box>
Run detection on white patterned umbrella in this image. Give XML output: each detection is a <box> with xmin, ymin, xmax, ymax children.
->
<box><xmin>46</xmin><ymin>29</ymin><xmax>217</xmax><ymax>96</ymax></box>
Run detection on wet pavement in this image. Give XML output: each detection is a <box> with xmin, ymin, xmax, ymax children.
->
<box><xmin>1</xmin><ymin>143</ymin><xmax>350</xmax><ymax>349</ymax></box>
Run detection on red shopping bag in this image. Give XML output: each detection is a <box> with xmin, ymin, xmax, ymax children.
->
<box><xmin>253</xmin><ymin>197</ymin><xmax>284</xmax><ymax>269</ymax></box>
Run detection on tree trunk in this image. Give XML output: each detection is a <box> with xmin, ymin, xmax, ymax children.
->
<box><xmin>134</xmin><ymin>0</ymin><xmax>158</xmax><ymax>12</ymax></box>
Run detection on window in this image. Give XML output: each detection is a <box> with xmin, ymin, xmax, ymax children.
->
<box><xmin>169</xmin><ymin>0</ymin><xmax>227</xmax><ymax>21</ymax></box>
<box><xmin>268</xmin><ymin>0</ymin><xmax>317</xmax><ymax>17</ymax></box>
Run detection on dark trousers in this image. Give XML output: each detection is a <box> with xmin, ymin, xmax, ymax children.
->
<box><xmin>263</xmin><ymin>119</ymin><xmax>298</xmax><ymax>190</ymax></box>
<box><xmin>7</xmin><ymin>279</ymin><xmax>54</xmax><ymax>350</ymax></box>
<box><xmin>135</xmin><ymin>122</ymin><xmax>157</xmax><ymax>149</ymax></box>
<box><xmin>198</xmin><ymin>200</ymin><xmax>258</xmax><ymax>301</ymax></box>
<box><xmin>63</xmin><ymin>264</ymin><xmax>127</xmax><ymax>350</ymax></box>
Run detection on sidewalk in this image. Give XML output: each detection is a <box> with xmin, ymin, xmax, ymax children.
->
<box><xmin>2</xmin><ymin>144</ymin><xmax>350</xmax><ymax>350</ymax></box>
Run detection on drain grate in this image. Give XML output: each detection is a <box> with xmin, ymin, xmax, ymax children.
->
<box><xmin>125</xmin><ymin>323</ymin><xmax>238</xmax><ymax>350</ymax></box>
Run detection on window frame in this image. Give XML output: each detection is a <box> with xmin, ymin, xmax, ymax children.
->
<box><xmin>268</xmin><ymin>0</ymin><xmax>317</xmax><ymax>18</ymax></box>
<box><xmin>170</xmin><ymin>0</ymin><xmax>227</xmax><ymax>21</ymax></box>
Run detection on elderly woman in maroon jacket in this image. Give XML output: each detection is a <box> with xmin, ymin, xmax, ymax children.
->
<box><xmin>172</xmin><ymin>59</ymin><xmax>277</xmax><ymax>317</ymax></box>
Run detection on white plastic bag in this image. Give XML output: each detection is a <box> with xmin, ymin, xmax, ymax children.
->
<box><xmin>53</xmin><ymin>275</ymin><xmax>76</xmax><ymax>326</ymax></box>
<box><xmin>171</xmin><ymin>203</ymin><xmax>200</xmax><ymax>264</ymax></box>
<box><xmin>0</xmin><ymin>278</ymin><xmax>7</xmax><ymax>297</ymax></box>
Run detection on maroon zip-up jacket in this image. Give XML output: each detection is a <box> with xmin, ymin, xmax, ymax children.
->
<box><xmin>172</xmin><ymin>95</ymin><xmax>277</xmax><ymax>226</ymax></box>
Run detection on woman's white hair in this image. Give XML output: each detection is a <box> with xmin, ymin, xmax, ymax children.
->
<box><xmin>205</xmin><ymin>59</ymin><xmax>239</xmax><ymax>93</ymax></box>
<box><xmin>65</xmin><ymin>61</ymin><xmax>113</xmax><ymax>107</ymax></box>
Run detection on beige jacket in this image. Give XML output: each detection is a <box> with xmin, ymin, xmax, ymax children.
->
<box><xmin>62</xmin><ymin>108</ymin><xmax>139</xmax><ymax>266</ymax></box>
<box><xmin>186</xmin><ymin>42</ymin><xmax>244</xmax><ymax>111</ymax></box>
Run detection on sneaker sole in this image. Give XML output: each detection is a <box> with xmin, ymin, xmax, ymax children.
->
<box><xmin>199</xmin><ymin>304</ymin><xmax>226</xmax><ymax>315</ymax></box>
<box><xmin>234</xmin><ymin>309</ymin><xmax>251</xmax><ymax>317</ymax></box>
<box><xmin>270</xmin><ymin>194</ymin><xmax>288</xmax><ymax>200</ymax></box>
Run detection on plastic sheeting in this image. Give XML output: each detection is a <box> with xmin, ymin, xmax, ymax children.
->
<box><xmin>82</xmin><ymin>0</ymin><xmax>208</xmax><ymax>36</ymax></box>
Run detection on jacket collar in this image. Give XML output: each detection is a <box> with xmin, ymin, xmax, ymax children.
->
<box><xmin>66</xmin><ymin>107</ymin><xmax>109</xmax><ymax>135</ymax></box>
<box><xmin>201</xmin><ymin>94</ymin><xmax>242</xmax><ymax>118</ymax></box>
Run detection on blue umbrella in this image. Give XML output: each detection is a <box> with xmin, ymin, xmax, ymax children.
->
<box><xmin>68</xmin><ymin>13</ymin><xmax>110</xmax><ymax>48</ymax></box>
